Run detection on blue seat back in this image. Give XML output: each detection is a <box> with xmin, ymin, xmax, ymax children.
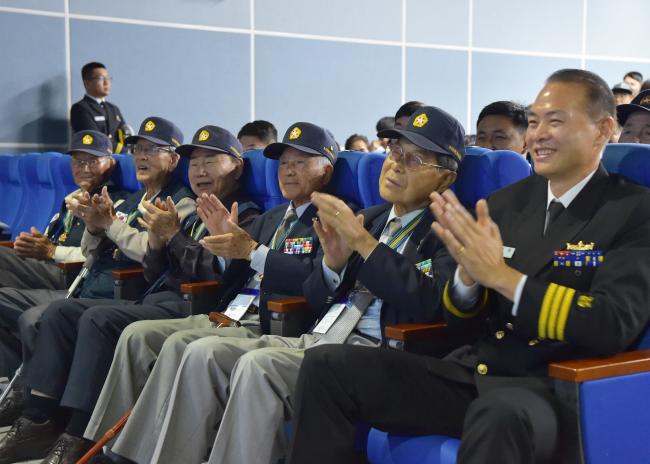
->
<box><xmin>601</xmin><ymin>143</ymin><xmax>650</xmax><ymax>175</ymax></box>
<box><xmin>173</xmin><ymin>156</ymin><xmax>191</xmax><ymax>189</ymax></box>
<box><xmin>50</xmin><ymin>155</ymin><xmax>78</xmax><ymax>201</ymax></box>
<box><xmin>328</xmin><ymin>151</ymin><xmax>386</xmax><ymax>209</ymax></box>
<box><xmin>240</xmin><ymin>149</ymin><xmax>284</xmax><ymax>211</ymax></box>
<box><xmin>453</xmin><ymin>149</ymin><xmax>532</xmax><ymax>210</ymax></box>
<box><xmin>111</xmin><ymin>154</ymin><xmax>141</xmax><ymax>192</ymax></box>
<box><xmin>358</xmin><ymin>152</ymin><xmax>387</xmax><ymax>208</ymax></box>
<box><xmin>0</xmin><ymin>154</ymin><xmax>23</xmax><ymax>228</ymax></box>
<box><xmin>11</xmin><ymin>153</ymin><xmax>61</xmax><ymax>238</ymax></box>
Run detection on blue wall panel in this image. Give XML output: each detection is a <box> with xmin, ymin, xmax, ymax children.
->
<box><xmin>586</xmin><ymin>0</ymin><xmax>650</xmax><ymax>59</ymax></box>
<box><xmin>406</xmin><ymin>0</ymin><xmax>469</xmax><ymax>47</ymax></box>
<box><xmin>70</xmin><ymin>20</ymin><xmax>251</xmax><ymax>142</ymax></box>
<box><xmin>0</xmin><ymin>0</ymin><xmax>63</xmax><ymax>12</ymax></box>
<box><xmin>0</xmin><ymin>12</ymin><xmax>67</xmax><ymax>144</ymax></box>
<box><xmin>70</xmin><ymin>0</ymin><xmax>249</xmax><ymax>30</ymax></box>
<box><xmin>406</xmin><ymin>47</ymin><xmax>468</xmax><ymax>130</ymax></box>
<box><xmin>255</xmin><ymin>36</ymin><xmax>401</xmax><ymax>144</ymax></box>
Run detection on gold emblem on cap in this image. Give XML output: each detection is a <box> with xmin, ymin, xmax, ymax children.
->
<box><xmin>413</xmin><ymin>113</ymin><xmax>429</xmax><ymax>128</ymax></box>
<box><xmin>198</xmin><ymin>130</ymin><xmax>210</xmax><ymax>142</ymax></box>
<box><xmin>640</xmin><ymin>96</ymin><xmax>650</xmax><ymax>106</ymax></box>
<box><xmin>144</xmin><ymin>120</ymin><xmax>156</xmax><ymax>132</ymax></box>
<box><xmin>289</xmin><ymin>127</ymin><xmax>302</xmax><ymax>140</ymax></box>
<box><xmin>82</xmin><ymin>134</ymin><xmax>93</xmax><ymax>145</ymax></box>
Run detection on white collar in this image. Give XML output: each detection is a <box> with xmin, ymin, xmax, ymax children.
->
<box><xmin>546</xmin><ymin>168</ymin><xmax>598</xmax><ymax>209</ymax></box>
<box><xmin>386</xmin><ymin>205</ymin><xmax>426</xmax><ymax>226</ymax></box>
<box><xmin>86</xmin><ymin>94</ymin><xmax>106</xmax><ymax>105</ymax></box>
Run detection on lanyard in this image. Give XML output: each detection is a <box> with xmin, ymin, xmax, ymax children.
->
<box><xmin>190</xmin><ymin>221</ymin><xmax>207</xmax><ymax>241</ymax></box>
<box><xmin>385</xmin><ymin>211</ymin><xmax>426</xmax><ymax>251</ymax></box>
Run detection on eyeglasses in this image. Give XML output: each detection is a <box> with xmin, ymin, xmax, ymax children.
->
<box><xmin>87</xmin><ymin>76</ymin><xmax>112</xmax><ymax>83</ymax></box>
<box><xmin>387</xmin><ymin>143</ymin><xmax>451</xmax><ymax>171</ymax></box>
<box><xmin>129</xmin><ymin>145</ymin><xmax>175</xmax><ymax>157</ymax></box>
<box><xmin>71</xmin><ymin>157</ymin><xmax>108</xmax><ymax>168</ymax></box>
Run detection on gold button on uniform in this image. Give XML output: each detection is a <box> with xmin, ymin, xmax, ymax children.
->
<box><xmin>506</xmin><ymin>323</ymin><xmax>513</xmax><ymax>330</ymax></box>
<box><xmin>495</xmin><ymin>330</ymin><xmax>505</xmax><ymax>339</ymax></box>
<box><xmin>528</xmin><ymin>339</ymin><xmax>539</xmax><ymax>346</ymax></box>
<box><xmin>477</xmin><ymin>363</ymin><xmax>488</xmax><ymax>375</ymax></box>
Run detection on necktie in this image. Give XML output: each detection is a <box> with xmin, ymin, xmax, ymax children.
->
<box><xmin>270</xmin><ymin>208</ymin><xmax>298</xmax><ymax>250</ymax></box>
<box><xmin>316</xmin><ymin>218</ymin><xmax>402</xmax><ymax>345</ymax></box>
<box><xmin>544</xmin><ymin>200</ymin><xmax>565</xmax><ymax>235</ymax></box>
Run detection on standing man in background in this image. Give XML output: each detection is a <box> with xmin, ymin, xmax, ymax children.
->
<box><xmin>70</xmin><ymin>62</ymin><xmax>131</xmax><ymax>153</ymax></box>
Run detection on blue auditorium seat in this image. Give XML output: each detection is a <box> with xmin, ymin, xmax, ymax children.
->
<box><xmin>358</xmin><ymin>152</ymin><xmax>387</xmax><ymax>208</ymax></box>
<box><xmin>453</xmin><ymin>149</ymin><xmax>531</xmax><ymax>209</ymax></box>
<box><xmin>50</xmin><ymin>154</ymin><xmax>78</xmax><ymax>202</ymax></box>
<box><xmin>111</xmin><ymin>154</ymin><xmax>141</xmax><ymax>192</ymax></box>
<box><xmin>366</xmin><ymin>146</ymin><xmax>650</xmax><ymax>464</ymax></box>
<box><xmin>0</xmin><ymin>154</ymin><xmax>24</xmax><ymax>233</ymax></box>
<box><xmin>173</xmin><ymin>155</ymin><xmax>191</xmax><ymax>188</ymax></box>
<box><xmin>328</xmin><ymin>151</ymin><xmax>386</xmax><ymax>209</ymax></box>
<box><xmin>240</xmin><ymin>149</ymin><xmax>284</xmax><ymax>211</ymax></box>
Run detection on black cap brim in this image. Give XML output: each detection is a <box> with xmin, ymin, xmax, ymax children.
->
<box><xmin>617</xmin><ymin>104</ymin><xmax>650</xmax><ymax>126</ymax></box>
<box><xmin>68</xmin><ymin>148</ymin><xmax>112</xmax><ymax>157</ymax></box>
<box><xmin>176</xmin><ymin>144</ymin><xmax>231</xmax><ymax>158</ymax></box>
<box><xmin>125</xmin><ymin>134</ymin><xmax>173</xmax><ymax>147</ymax></box>
<box><xmin>263</xmin><ymin>142</ymin><xmax>323</xmax><ymax>159</ymax></box>
<box><xmin>378</xmin><ymin>128</ymin><xmax>453</xmax><ymax>157</ymax></box>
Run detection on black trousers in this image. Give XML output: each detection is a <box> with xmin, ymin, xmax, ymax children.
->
<box><xmin>26</xmin><ymin>291</ymin><xmax>187</xmax><ymax>414</ymax></box>
<box><xmin>288</xmin><ymin>345</ymin><xmax>560</xmax><ymax>464</ymax></box>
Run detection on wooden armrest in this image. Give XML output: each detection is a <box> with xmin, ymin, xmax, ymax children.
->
<box><xmin>111</xmin><ymin>268</ymin><xmax>145</xmax><ymax>280</ymax></box>
<box><xmin>267</xmin><ymin>297</ymin><xmax>308</xmax><ymax>313</ymax></box>
<box><xmin>208</xmin><ymin>311</ymin><xmax>239</xmax><ymax>327</ymax></box>
<box><xmin>384</xmin><ymin>323</ymin><xmax>448</xmax><ymax>342</ymax></box>
<box><xmin>548</xmin><ymin>349</ymin><xmax>650</xmax><ymax>382</ymax></box>
<box><xmin>57</xmin><ymin>261</ymin><xmax>84</xmax><ymax>271</ymax></box>
<box><xmin>180</xmin><ymin>281</ymin><xmax>220</xmax><ymax>295</ymax></box>
<box><xmin>0</xmin><ymin>241</ymin><xmax>14</xmax><ymax>248</ymax></box>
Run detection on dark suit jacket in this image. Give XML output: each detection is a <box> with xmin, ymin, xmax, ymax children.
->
<box><xmin>142</xmin><ymin>190</ymin><xmax>262</xmax><ymax>290</ymax></box>
<box><xmin>303</xmin><ymin>203</ymin><xmax>455</xmax><ymax>344</ymax></box>
<box><xmin>442</xmin><ymin>165</ymin><xmax>650</xmax><ymax>389</ymax></box>
<box><xmin>70</xmin><ymin>95</ymin><xmax>128</xmax><ymax>151</ymax></box>
<box><xmin>212</xmin><ymin>203</ymin><xmax>324</xmax><ymax>334</ymax></box>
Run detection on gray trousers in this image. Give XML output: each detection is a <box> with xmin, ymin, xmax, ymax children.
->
<box><xmin>0</xmin><ymin>246</ymin><xmax>63</xmax><ymax>290</ymax></box>
<box><xmin>0</xmin><ymin>288</ymin><xmax>66</xmax><ymax>377</ymax></box>
<box><xmin>84</xmin><ymin>316</ymin><xmax>261</xmax><ymax>464</ymax></box>
<box><xmin>149</xmin><ymin>333</ymin><xmax>376</xmax><ymax>464</ymax></box>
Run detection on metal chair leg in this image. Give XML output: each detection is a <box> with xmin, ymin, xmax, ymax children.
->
<box><xmin>0</xmin><ymin>364</ymin><xmax>22</xmax><ymax>407</ymax></box>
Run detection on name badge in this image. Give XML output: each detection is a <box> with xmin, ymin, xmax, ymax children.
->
<box><xmin>503</xmin><ymin>246</ymin><xmax>516</xmax><ymax>259</ymax></box>
<box><xmin>224</xmin><ymin>293</ymin><xmax>256</xmax><ymax>321</ymax></box>
<box><xmin>94</xmin><ymin>115</ymin><xmax>106</xmax><ymax>122</ymax></box>
<box><xmin>284</xmin><ymin>237</ymin><xmax>313</xmax><ymax>255</ymax></box>
<box><xmin>553</xmin><ymin>250</ymin><xmax>603</xmax><ymax>268</ymax></box>
<box><xmin>415</xmin><ymin>259</ymin><xmax>433</xmax><ymax>277</ymax></box>
<box><xmin>313</xmin><ymin>302</ymin><xmax>346</xmax><ymax>334</ymax></box>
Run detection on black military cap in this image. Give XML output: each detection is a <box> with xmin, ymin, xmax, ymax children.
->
<box><xmin>125</xmin><ymin>116</ymin><xmax>184</xmax><ymax>148</ymax></box>
<box><xmin>617</xmin><ymin>89</ymin><xmax>650</xmax><ymax>126</ymax></box>
<box><xmin>68</xmin><ymin>130</ymin><xmax>113</xmax><ymax>157</ymax></box>
<box><xmin>176</xmin><ymin>125</ymin><xmax>243</xmax><ymax>159</ymax></box>
<box><xmin>378</xmin><ymin>106</ymin><xmax>465</xmax><ymax>162</ymax></box>
<box><xmin>264</xmin><ymin>122</ymin><xmax>339</xmax><ymax>165</ymax></box>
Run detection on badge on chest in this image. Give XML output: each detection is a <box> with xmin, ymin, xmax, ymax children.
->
<box><xmin>283</xmin><ymin>237</ymin><xmax>313</xmax><ymax>254</ymax></box>
<box><xmin>554</xmin><ymin>241</ymin><xmax>603</xmax><ymax>268</ymax></box>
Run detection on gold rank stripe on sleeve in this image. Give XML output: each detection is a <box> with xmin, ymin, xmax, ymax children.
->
<box><xmin>442</xmin><ymin>281</ymin><xmax>488</xmax><ymax>319</ymax></box>
<box><xmin>538</xmin><ymin>283</ymin><xmax>576</xmax><ymax>341</ymax></box>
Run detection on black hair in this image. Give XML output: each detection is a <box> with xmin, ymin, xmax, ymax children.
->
<box><xmin>395</xmin><ymin>101</ymin><xmax>425</xmax><ymax>120</ymax></box>
<box><xmin>376</xmin><ymin>116</ymin><xmax>395</xmax><ymax>133</ymax></box>
<box><xmin>81</xmin><ymin>62</ymin><xmax>107</xmax><ymax>81</ymax></box>
<box><xmin>546</xmin><ymin>69</ymin><xmax>615</xmax><ymax>119</ymax></box>
<box><xmin>624</xmin><ymin>71</ymin><xmax>644</xmax><ymax>83</ymax></box>
<box><xmin>237</xmin><ymin>120</ymin><xmax>278</xmax><ymax>144</ymax></box>
<box><xmin>344</xmin><ymin>134</ymin><xmax>370</xmax><ymax>150</ymax></box>
<box><xmin>477</xmin><ymin>101</ymin><xmax>528</xmax><ymax>133</ymax></box>
<box><xmin>641</xmin><ymin>80</ymin><xmax>650</xmax><ymax>93</ymax></box>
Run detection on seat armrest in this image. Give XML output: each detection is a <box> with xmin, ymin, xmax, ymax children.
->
<box><xmin>208</xmin><ymin>311</ymin><xmax>239</xmax><ymax>327</ymax></box>
<box><xmin>267</xmin><ymin>297</ymin><xmax>308</xmax><ymax>313</ymax></box>
<box><xmin>548</xmin><ymin>349</ymin><xmax>650</xmax><ymax>382</ymax></box>
<box><xmin>57</xmin><ymin>261</ymin><xmax>84</xmax><ymax>271</ymax></box>
<box><xmin>180</xmin><ymin>281</ymin><xmax>220</xmax><ymax>295</ymax></box>
<box><xmin>0</xmin><ymin>241</ymin><xmax>14</xmax><ymax>248</ymax></box>
<box><xmin>384</xmin><ymin>323</ymin><xmax>448</xmax><ymax>342</ymax></box>
<box><xmin>112</xmin><ymin>268</ymin><xmax>145</xmax><ymax>280</ymax></box>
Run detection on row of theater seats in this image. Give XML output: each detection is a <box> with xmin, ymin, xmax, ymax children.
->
<box><xmin>0</xmin><ymin>147</ymin><xmax>532</xmax><ymax>240</ymax></box>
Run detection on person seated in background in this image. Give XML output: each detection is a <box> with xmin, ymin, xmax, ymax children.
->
<box><xmin>617</xmin><ymin>89</ymin><xmax>650</xmax><ymax>144</ymax></box>
<box><xmin>287</xmin><ymin>68</ymin><xmax>650</xmax><ymax>464</ymax></box>
<box><xmin>464</xmin><ymin>134</ymin><xmax>477</xmax><ymax>146</ymax></box>
<box><xmin>641</xmin><ymin>79</ymin><xmax>650</xmax><ymax>93</ymax></box>
<box><xmin>0</xmin><ymin>130</ymin><xmax>121</xmax><ymax>388</ymax></box>
<box><xmin>370</xmin><ymin>101</ymin><xmax>426</xmax><ymax>152</ymax></box>
<box><xmin>344</xmin><ymin>133</ymin><xmax>370</xmax><ymax>152</ymax></box>
<box><xmin>150</xmin><ymin>106</ymin><xmax>461</xmax><ymax>464</ymax></box>
<box><xmin>237</xmin><ymin>120</ymin><xmax>278</xmax><ymax>151</ymax></box>
<box><xmin>369</xmin><ymin>115</ymin><xmax>395</xmax><ymax>152</ymax></box>
<box><xmin>624</xmin><ymin>70</ymin><xmax>644</xmax><ymax>97</ymax></box>
<box><xmin>83</xmin><ymin>122</ymin><xmax>337</xmax><ymax>464</ymax></box>
<box><xmin>0</xmin><ymin>116</ymin><xmax>196</xmax><ymax>464</ymax></box>
<box><xmin>612</xmin><ymin>82</ymin><xmax>634</xmax><ymax>105</ymax></box>
<box><xmin>475</xmin><ymin>100</ymin><xmax>528</xmax><ymax>155</ymax></box>
<box><xmin>70</xmin><ymin>62</ymin><xmax>131</xmax><ymax>153</ymax></box>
